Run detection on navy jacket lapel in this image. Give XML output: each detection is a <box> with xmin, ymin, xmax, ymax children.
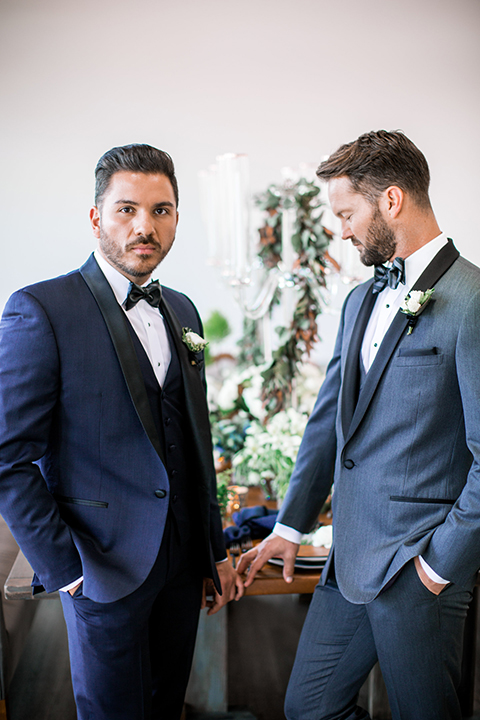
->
<box><xmin>344</xmin><ymin>240</ymin><xmax>460</xmax><ymax>444</ymax></box>
<box><xmin>79</xmin><ymin>254</ymin><xmax>167</xmax><ymax>468</ymax></box>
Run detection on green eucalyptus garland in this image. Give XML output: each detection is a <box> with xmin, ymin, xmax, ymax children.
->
<box><xmin>251</xmin><ymin>178</ymin><xmax>332</xmax><ymax>419</ymax></box>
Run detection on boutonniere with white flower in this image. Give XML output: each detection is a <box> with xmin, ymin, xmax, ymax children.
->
<box><xmin>400</xmin><ymin>288</ymin><xmax>435</xmax><ymax>335</ymax></box>
<box><xmin>182</xmin><ymin>328</ymin><xmax>208</xmax><ymax>366</ymax></box>
<box><xmin>182</xmin><ymin>328</ymin><xmax>208</xmax><ymax>352</ymax></box>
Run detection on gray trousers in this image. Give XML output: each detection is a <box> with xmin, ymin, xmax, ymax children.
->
<box><xmin>285</xmin><ymin>559</ymin><xmax>474</xmax><ymax>720</ymax></box>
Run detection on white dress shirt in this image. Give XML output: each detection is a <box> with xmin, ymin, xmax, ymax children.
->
<box><xmin>60</xmin><ymin>251</ymin><xmax>171</xmax><ymax>593</ymax></box>
<box><xmin>94</xmin><ymin>251</ymin><xmax>171</xmax><ymax>386</ymax></box>
<box><xmin>274</xmin><ymin>234</ymin><xmax>449</xmax><ymax>585</ymax></box>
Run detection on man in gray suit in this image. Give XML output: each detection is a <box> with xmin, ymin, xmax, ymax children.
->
<box><xmin>238</xmin><ymin>130</ymin><xmax>480</xmax><ymax>719</ymax></box>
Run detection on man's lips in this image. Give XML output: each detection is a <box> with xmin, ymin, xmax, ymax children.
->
<box><xmin>130</xmin><ymin>245</ymin><xmax>158</xmax><ymax>255</ymax></box>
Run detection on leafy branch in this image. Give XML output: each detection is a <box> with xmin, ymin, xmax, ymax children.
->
<box><xmin>254</xmin><ymin>179</ymin><xmax>331</xmax><ymax>419</ymax></box>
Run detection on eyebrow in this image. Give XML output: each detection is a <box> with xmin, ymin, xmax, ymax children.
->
<box><xmin>113</xmin><ymin>200</ymin><xmax>176</xmax><ymax>208</ymax></box>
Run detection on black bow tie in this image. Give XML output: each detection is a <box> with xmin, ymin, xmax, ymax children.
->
<box><xmin>123</xmin><ymin>280</ymin><xmax>162</xmax><ymax>310</ymax></box>
<box><xmin>372</xmin><ymin>257</ymin><xmax>406</xmax><ymax>294</ymax></box>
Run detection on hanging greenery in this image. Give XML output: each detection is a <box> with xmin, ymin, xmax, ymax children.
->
<box><xmin>253</xmin><ymin>178</ymin><xmax>332</xmax><ymax>418</ymax></box>
<box><xmin>236</xmin><ymin>316</ymin><xmax>264</xmax><ymax>368</ymax></box>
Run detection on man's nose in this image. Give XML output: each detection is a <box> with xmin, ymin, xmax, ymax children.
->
<box><xmin>133</xmin><ymin>212</ymin><xmax>154</xmax><ymax>237</ymax></box>
<box><xmin>341</xmin><ymin>222</ymin><xmax>352</xmax><ymax>240</ymax></box>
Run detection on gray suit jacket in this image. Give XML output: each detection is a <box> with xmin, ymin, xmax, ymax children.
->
<box><xmin>278</xmin><ymin>240</ymin><xmax>480</xmax><ymax>603</ymax></box>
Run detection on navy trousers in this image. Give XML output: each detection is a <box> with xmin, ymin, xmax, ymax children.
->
<box><xmin>285</xmin><ymin>559</ymin><xmax>474</xmax><ymax>720</ymax></box>
<box><xmin>60</xmin><ymin>516</ymin><xmax>203</xmax><ymax>720</ymax></box>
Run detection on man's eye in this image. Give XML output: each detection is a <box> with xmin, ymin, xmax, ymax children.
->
<box><xmin>154</xmin><ymin>208</ymin><xmax>167</xmax><ymax>215</ymax></box>
<box><xmin>119</xmin><ymin>207</ymin><xmax>133</xmax><ymax>213</ymax></box>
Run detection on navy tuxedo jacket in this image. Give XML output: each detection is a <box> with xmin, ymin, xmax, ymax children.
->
<box><xmin>278</xmin><ymin>241</ymin><xmax>480</xmax><ymax>603</ymax></box>
<box><xmin>0</xmin><ymin>254</ymin><xmax>225</xmax><ymax>603</ymax></box>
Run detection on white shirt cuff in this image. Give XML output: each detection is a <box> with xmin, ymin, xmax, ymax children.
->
<box><xmin>216</xmin><ymin>557</ymin><xmax>228</xmax><ymax>564</ymax></box>
<box><xmin>419</xmin><ymin>556</ymin><xmax>449</xmax><ymax>584</ymax></box>
<box><xmin>59</xmin><ymin>576</ymin><xmax>83</xmax><ymax>593</ymax></box>
<box><xmin>273</xmin><ymin>522</ymin><xmax>303</xmax><ymax>545</ymax></box>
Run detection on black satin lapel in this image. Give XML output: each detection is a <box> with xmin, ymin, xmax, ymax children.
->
<box><xmin>79</xmin><ymin>254</ymin><xmax>166</xmax><ymax>467</ymax></box>
<box><xmin>341</xmin><ymin>281</ymin><xmax>376</xmax><ymax>438</ymax></box>
<box><xmin>345</xmin><ymin>239</ymin><xmax>460</xmax><ymax>444</ymax></box>
<box><xmin>159</xmin><ymin>298</ymin><xmax>213</xmax><ymax>451</ymax></box>
<box><xmin>410</xmin><ymin>238</ymin><xmax>459</xmax><ymax>293</ymax></box>
<box><xmin>160</xmin><ymin>297</ymin><xmax>221</xmax><ymax>591</ymax></box>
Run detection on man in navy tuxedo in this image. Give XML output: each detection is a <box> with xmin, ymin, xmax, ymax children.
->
<box><xmin>238</xmin><ymin>131</ymin><xmax>480</xmax><ymax>719</ymax></box>
<box><xmin>0</xmin><ymin>144</ymin><xmax>242</xmax><ymax>719</ymax></box>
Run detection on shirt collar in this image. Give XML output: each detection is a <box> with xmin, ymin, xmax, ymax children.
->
<box><xmin>402</xmin><ymin>233</ymin><xmax>448</xmax><ymax>291</ymax></box>
<box><xmin>93</xmin><ymin>250</ymin><xmax>159</xmax><ymax>306</ymax></box>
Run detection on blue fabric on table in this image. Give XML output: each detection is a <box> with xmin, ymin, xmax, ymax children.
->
<box><xmin>223</xmin><ymin>524</ymin><xmax>251</xmax><ymax>546</ymax></box>
<box><xmin>223</xmin><ymin>505</ymin><xmax>278</xmax><ymax>547</ymax></box>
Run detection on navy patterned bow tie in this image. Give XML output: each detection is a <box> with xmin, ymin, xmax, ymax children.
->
<box><xmin>372</xmin><ymin>257</ymin><xmax>406</xmax><ymax>294</ymax></box>
<box><xmin>123</xmin><ymin>280</ymin><xmax>162</xmax><ymax>310</ymax></box>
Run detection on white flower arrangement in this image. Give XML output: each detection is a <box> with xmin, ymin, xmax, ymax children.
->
<box><xmin>210</xmin><ymin>363</ymin><xmax>270</xmax><ymax>421</ymax></box>
<box><xmin>208</xmin><ymin>359</ymin><xmax>325</xmax><ymax>502</ymax></box>
<box><xmin>232</xmin><ymin>407</ymin><xmax>309</xmax><ymax>500</ymax></box>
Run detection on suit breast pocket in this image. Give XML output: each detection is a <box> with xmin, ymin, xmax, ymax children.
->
<box><xmin>394</xmin><ymin>347</ymin><xmax>443</xmax><ymax>367</ymax></box>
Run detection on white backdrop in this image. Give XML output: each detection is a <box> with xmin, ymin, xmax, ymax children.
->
<box><xmin>1</xmin><ymin>0</ymin><xmax>479</xmax><ymax>353</ymax></box>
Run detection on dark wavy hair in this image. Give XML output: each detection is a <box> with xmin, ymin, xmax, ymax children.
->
<box><xmin>94</xmin><ymin>144</ymin><xmax>179</xmax><ymax>208</ymax></box>
<box><xmin>317</xmin><ymin>130</ymin><xmax>431</xmax><ymax>209</ymax></box>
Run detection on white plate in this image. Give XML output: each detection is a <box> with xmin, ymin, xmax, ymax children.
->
<box><xmin>268</xmin><ymin>557</ymin><xmax>327</xmax><ymax>571</ymax></box>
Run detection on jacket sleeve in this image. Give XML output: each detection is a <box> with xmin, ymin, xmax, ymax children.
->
<box><xmin>276</xmin><ymin>296</ymin><xmax>346</xmax><ymax>534</ymax></box>
<box><xmin>0</xmin><ymin>291</ymin><xmax>83</xmax><ymax>591</ymax></box>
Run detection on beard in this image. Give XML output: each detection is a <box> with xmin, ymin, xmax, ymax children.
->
<box><xmin>357</xmin><ymin>205</ymin><xmax>397</xmax><ymax>267</ymax></box>
<box><xmin>99</xmin><ymin>229</ymin><xmax>166</xmax><ymax>279</ymax></box>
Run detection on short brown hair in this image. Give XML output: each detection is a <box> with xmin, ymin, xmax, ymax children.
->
<box><xmin>94</xmin><ymin>144</ymin><xmax>179</xmax><ymax>208</ymax></box>
<box><xmin>317</xmin><ymin>130</ymin><xmax>431</xmax><ymax>208</ymax></box>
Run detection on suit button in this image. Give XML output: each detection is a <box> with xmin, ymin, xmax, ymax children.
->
<box><xmin>154</xmin><ymin>489</ymin><xmax>167</xmax><ymax>498</ymax></box>
<box><xmin>172</xmin><ymin>495</ymin><xmax>178</xmax><ymax>503</ymax></box>
<box><xmin>165</xmin><ymin>417</ymin><xmax>171</xmax><ymax>426</ymax></box>
<box><xmin>344</xmin><ymin>459</ymin><xmax>355</xmax><ymax>469</ymax></box>
<box><xmin>169</xmin><ymin>444</ymin><xmax>176</xmax><ymax>451</ymax></box>
<box><xmin>171</xmin><ymin>470</ymin><xmax>178</xmax><ymax>477</ymax></box>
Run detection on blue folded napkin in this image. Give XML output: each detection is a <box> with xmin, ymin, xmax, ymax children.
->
<box><xmin>223</xmin><ymin>524</ymin><xmax>251</xmax><ymax>546</ymax></box>
<box><xmin>224</xmin><ymin>505</ymin><xmax>278</xmax><ymax>547</ymax></box>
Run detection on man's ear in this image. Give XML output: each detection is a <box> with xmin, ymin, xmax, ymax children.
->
<box><xmin>90</xmin><ymin>206</ymin><xmax>101</xmax><ymax>239</ymax></box>
<box><xmin>382</xmin><ymin>186</ymin><xmax>404</xmax><ymax>219</ymax></box>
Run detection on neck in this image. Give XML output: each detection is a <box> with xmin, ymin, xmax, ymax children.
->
<box><xmin>391</xmin><ymin>213</ymin><xmax>441</xmax><ymax>261</ymax></box>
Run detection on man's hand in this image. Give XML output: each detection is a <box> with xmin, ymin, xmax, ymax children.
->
<box><xmin>236</xmin><ymin>533</ymin><xmax>300</xmax><ymax>588</ymax></box>
<box><xmin>201</xmin><ymin>560</ymin><xmax>244</xmax><ymax>616</ymax></box>
<box><xmin>68</xmin><ymin>581</ymin><xmax>82</xmax><ymax>597</ymax></box>
<box><xmin>414</xmin><ymin>556</ymin><xmax>449</xmax><ymax>596</ymax></box>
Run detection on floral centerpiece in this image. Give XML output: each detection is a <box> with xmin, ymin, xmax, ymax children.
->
<box><xmin>208</xmin><ymin>355</ymin><xmax>324</xmax><ymax>501</ymax></box>
<box><xmin>231</xmin><ymin>408</ymin><xmax>309</xmax><ymax>501</ymax></box>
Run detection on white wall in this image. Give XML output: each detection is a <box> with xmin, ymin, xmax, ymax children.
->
<box><xmin>1</xmin><ymin>0</ymin><xmax>479</xmax><ymax>345</ymax></box>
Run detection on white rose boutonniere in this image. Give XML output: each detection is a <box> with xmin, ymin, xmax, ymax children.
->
<box><xmin>400</xmin><ymin>288</ymin><xmax>435</xmax><ymax>335</ymax></box>
<box><xmin>182</xmin><ymin>328</ymin><xmax>209</xmax><ymax>366</ymax></box>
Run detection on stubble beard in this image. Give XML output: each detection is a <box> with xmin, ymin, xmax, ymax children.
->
<box><xmin>357</xmin><ymin>205</ymin><xmax>397</xmax><ymax>267</ymax></box>
<box><xmin>99</xmin><ymin>228</ymin><xmax>166</xmax><ymax>280</ymax></box>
